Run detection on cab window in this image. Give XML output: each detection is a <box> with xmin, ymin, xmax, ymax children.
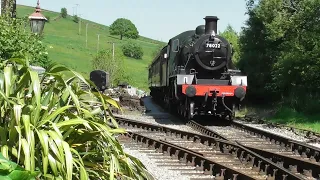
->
<box><xmin>171</xmin><ymin>39</ymin><xmax>179</xmax><ymax>52</ymax></box>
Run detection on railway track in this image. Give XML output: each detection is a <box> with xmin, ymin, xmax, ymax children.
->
<box><xmin>238</xmin><ymin>117</ymin><xmax>320</xmax><ymax>143</ymax></box>
<box><xmin>114</xmin><ymin>116</ymin><xmax>307</xmax><ymax>180</ymax></box>
<box><xmin>187</xmin><ymin>120</ymin><xmax>320</xmax><ymax>179</ymax></box>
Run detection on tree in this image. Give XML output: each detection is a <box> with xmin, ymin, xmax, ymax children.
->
<box><xmin>0</xmin><ymin>15</ymin><xmax>51</xmax><ymax>68</ymax></box>
<box><xmin>238</xmin><ymin>0</ymin><xmax>320</xmax><ymax>113</ymax></box>
<box><xmin>219</xmin><ymin>25</ymin><xmax>240</xmax><ymax>65</ymax></box>
<box><xmin>61</xmin><ymin>7</ymin><xmax>67</xmax><ymax>18</ymax></box>
<box><xmin>121</xmin><ymin>42</ymin><xmax>144</xmax><ymax>59</ymax></box>
<box><xmin>73</xmin><ymin>15</ymin><xmax>79</xmax><ymax>23</ymax></box>
<box><xmin>109</xmin><ymin>18</ymin><xmax>139</xmax><ymax>40</ymax></box>
<box><xmin>92</xmin><ymin>48</ymin><xmax>131</xmax><ymax>86</ymax></box>
<box><xmin>1</xmin><ymin>0</ymin><xmax>16</xmax><ymax>18</ymax></box>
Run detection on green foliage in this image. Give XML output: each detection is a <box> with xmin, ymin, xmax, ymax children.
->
<box><xmin>0</xmin><ymin>57</ymin><xmax>148</xmax><ymax>179</ymax></box>
<box><xmin>219</xmin><ymin>25</ymin><xmax>240</xmax><ymax>64</ymax></box>
<box><xmin>73</xmin><ymin>15</ymin><xmax>79</xmax><ymax>23</ymax></box>
<box><xmin>60</xmin><ymin>7</ymin><xmax>67</xmax><ymax>18</ymax></box>
<box><xmin>238</xmin><ymin>0</ymin><xmax>320</xmax><ymax>113</ymax></box>
<box><xmin>109</xmin><ymin>18</ymin><xmax>139</xmax><ymax>40</ymax></box>
<box><xmin>121</xmin><ymin>43</ymin><xmax>144</xmax><ymax>59</ymax></box>
<box><xmin>151</xmin><ymin>45</ymin><xmax>163</xmax><ymax>59</ymax></box>
<box><xmin>92</xmin><ymin>49</ymin><xmax>131</xmax><ymax>86</ymax></box>
<box><xmin>0</xmin><ymin>16</ymin><xmax>51</xmax><ymax>68</ymax></box>
<box><xmin>45</xmin><ymin>15</ymin><xmax>50</xmax><ymax>23</ymax></box>
<box><xmin>0</xmin><ymin>153</ymin><xmax>40</xmax><ymax>180</ymax></box>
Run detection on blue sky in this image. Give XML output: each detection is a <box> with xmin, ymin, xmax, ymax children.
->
<box><xmin>17</xmin><ymin>0</ymin><xmax>248</xmax><ymax>42</ymax></box>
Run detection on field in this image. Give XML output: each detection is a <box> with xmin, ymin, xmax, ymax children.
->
<box><xmin>16</xmin><ymin>4</ymin><xmax>166</xmax><ymax>91</ymax></box>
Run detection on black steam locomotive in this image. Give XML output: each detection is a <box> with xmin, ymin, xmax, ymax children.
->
<box><xmin>148</xmin><ymin>16</ymin><xmax>247</xmax><ymax>121</ymax></box>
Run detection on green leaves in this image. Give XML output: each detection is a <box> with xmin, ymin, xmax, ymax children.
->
<box><xmin>0</xmin><ymin>16</ymin><xmax>51</xmax><ymax>68</ymax></box>
<box><xmin>0</xmin><ymin>58</ymin><xmax>149</xmax><ymax>180</ymax></box>
<box><xmin>109</xmin><ymin>18</ymin><xmax>139</xmax><ymax>40</ymax></box>
<box><xmin>92</xmin><ymin>49</ymin><xmax>131</xmax><ymax>86</ymax></box>
<box><xmin>239</xmin><ymin>0</ymin><xmax>320</xmax><ymax>112</ymax></box>
<box><xmin>122</xmin><ymin>42</ymin><xmax>144</xmax><ymax>59</ymax></box>
<box><xmin>0</xmin><ymin>153</ymin><xmax>40</xmax><ymax>180</ymax></box>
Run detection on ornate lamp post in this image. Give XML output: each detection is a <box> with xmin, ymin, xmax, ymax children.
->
<box><xmin>28</xmin><ymin>0</ymin><xmax>47</xmax><ymax>34</ymax></box>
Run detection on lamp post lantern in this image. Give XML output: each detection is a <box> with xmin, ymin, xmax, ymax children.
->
<box><xmin>28</xmin><ymin>0</ymin><xmax>47</xmax><ymax>34</ymax></box>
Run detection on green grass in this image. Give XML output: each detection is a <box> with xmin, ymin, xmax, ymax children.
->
<box><xmin>236</xmin><ymin>105</ymin><xmax>320</xmax><ymax>133</ymax></box>
<box><xmin>17</xmin><ymin>4</ymin><xmax>166</xmax><ymax>91</ymax></box>
<box><xmin>266</xmin><ymin>107</ymin><xmax>320</xmax><ymax>133</ymax></box>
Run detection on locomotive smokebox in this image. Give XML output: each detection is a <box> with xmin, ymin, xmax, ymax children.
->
<box><xmin>204</xmin><ymin>16</ymin><xmax>219</xmax><ymax>35</ymax></box>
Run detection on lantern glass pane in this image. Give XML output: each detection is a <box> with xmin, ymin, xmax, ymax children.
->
<box><xmin>30</xmin><ymin>19</ymin><xmax>45</xmax><ymax>34</ymax></box>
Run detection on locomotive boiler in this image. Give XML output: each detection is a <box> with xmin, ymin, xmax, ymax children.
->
<box><xmin>148</xmin><ymin>16</ymin><xmax>247</xmax><ymax>120</ymax></box>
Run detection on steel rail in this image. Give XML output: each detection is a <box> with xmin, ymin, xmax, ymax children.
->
<box><xmin>114</xmin><ymin>116</ymin><xmax>304</xmax><ymax>180</ymax></box>
<box><xmin>240</xmin><ymin>117</ymin><xmax>320</xmax><ymax>143</ymax></box>
<box><xmin>187</xmin><ymin>120</ymin><xmax>320</xmax><ymax>179</ymax></box>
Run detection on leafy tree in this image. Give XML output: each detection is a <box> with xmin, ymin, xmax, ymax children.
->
<box><xmin>109</xmin><ymin>18</ymin><xmax>139</xmax><ymax>40</ymax></box>
<box><xmin>0</xmin><ymin>57</ymin><xmax>148</xmax><ymax>179</ymax></box>
<box><xmin>219</xmin><ymin>25</ymin><xmax>240</xmax><ymax>64</ymax></box>
<box><xmin>121</xmin><ymin>42</ymin><xmax>144</xmax><ymax>59</ymax></box>
<box><xmin>238</xmin><ymin>0</ymin><xmax>320</xmax><ymax>113</ymax></box>
<box><xmin>45</xmin><ymin>15</ymin><xmax>51</xmax><ymax>23</ymax></box>
<box><xmin>61</xmin><ymin>7</ymin><xmax>67</xmax><ymax>18</ymax></box>
<box><xmin>92</xmin><ymin>48</ymin><xmax>131</xmax><ymax>86</ymax></box>
<box><xmin>0</xmin><ymin>15</ymin><xmax>51</xmax><ymax>68</ymax></box>
<box><xmin>73</xmin><ymin>15</ymin><xmax>79</xmax><ymax>23</ymax></box>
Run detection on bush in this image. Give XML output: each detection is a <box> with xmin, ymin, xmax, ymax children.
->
<box><xmin>73</xmin><ymin>15</ymin><xmax>79</xmax><ymax>23</ymax></box>
<box><xmin>46</xmin><ymin>15</ymin><xmax>51</xmax><ymax>23</ymax></box>
<box><xmin>0</xmin><ymin>16</ymin><xmax>51</xmax><ymax>68</ymax></box>
<box><xmin>121</xmin><ymin>43</ymin><xmax>143</xmax><ymax>59</ymax></box>
<box><xmin>92</xmin><ymin>49</ymin><xmax>131</xmax><ymax>86</ymax></box>
<box><xmin>61</xmin><ymin>7</ymin><xmax>67</xmax><ymax>18</ymax></box>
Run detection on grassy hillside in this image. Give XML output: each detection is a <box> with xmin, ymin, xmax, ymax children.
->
<box><xmin>17</xmin><ymin>4</ymin><xmax>166</xmax><ymax>90</ymax></box>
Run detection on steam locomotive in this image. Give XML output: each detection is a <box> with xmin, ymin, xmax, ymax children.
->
<box><xmin>148</xmin><ymin>16</ymin><xmax>247</xmax><ymax>121</ymax></box>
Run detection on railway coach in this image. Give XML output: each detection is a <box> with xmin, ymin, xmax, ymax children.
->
<box><xmin>148</xmin><ymin>16</ymin><xmax>247</xmax><ymax>121</ymax></box>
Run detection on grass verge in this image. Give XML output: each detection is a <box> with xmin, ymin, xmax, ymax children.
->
<box><xmin>236</xmin><ymin>105</ymin><xmax>320</xmax><ymax>133</ymax></box>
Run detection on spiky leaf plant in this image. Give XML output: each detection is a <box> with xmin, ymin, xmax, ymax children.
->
<box><xmin>0</xmin><ymin>58</ymin><xmax>148</xmax><ymax>180</ymax></box>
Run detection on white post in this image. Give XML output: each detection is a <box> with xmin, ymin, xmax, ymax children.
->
<box><xmin>75</xmin><ymin>4</ymin><xmax>79</xmax><ymax>16</ymax></box>
<box><xmin>86</xmin><ymin>23</ymin><xmax>88</xmax><ymax>48</ymax></box>
<box><xmin>112</xmin><ymin>43</ymin><xmax>115</xmax><ymax>61</ymax></box>
<box><xmin>0</xmin><ymin>0</ymin><xmax>2</xmax><ymax>16</ymax></box>
<box><xmin>97</xmin><ymin>34</ymin><xmax>100</xmax><ymax>53</ymax></box>
<box><xmin>78</xmin><ymin>14</ymin><xmax>82</xmax><ymax>35</ymax></box>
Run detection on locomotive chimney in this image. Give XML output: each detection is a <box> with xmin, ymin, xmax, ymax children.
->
<box><xmin>204</xmin><ymin>16</ymin><xmax>219</xmax><ymax>35</ymax></box>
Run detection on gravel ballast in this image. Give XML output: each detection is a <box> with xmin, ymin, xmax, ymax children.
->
<box><xmin>234</xmin><ymin>119</ymin><xmax>320</xmax><ymax>148</ymax></box>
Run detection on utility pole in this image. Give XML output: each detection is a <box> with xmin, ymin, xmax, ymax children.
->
<box><xmin>75</xmin><ymin>4</ymin><xmax>79</xmax><ymax>16</ymax></box>
<box><xmin>112</xmin><ymin>42</ymin><xmax>115</xmax><ymax>61</ymax></box>
<box><xmin>86</xmin><ymin>23</ymin><xmax>88</xmax><ymax>48</ymax></box>
<box><xmin>72</xmin><ymin>6</ymin><xmax>75</xmax><ymax>16</ymax></box>
<box><xmin>107</xmin><ymin>42</ymin><xmax>115</xmax><ymax>61</ymax></box>
<box><xmin>97</xmin><ymin>34</ymin><xmax>100</xmax><ymax>53</ymax></box>
<box><xmin>78</xmin><ymin>14</ymin><xmax>82</xmax><ymax>35</ymax></box>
